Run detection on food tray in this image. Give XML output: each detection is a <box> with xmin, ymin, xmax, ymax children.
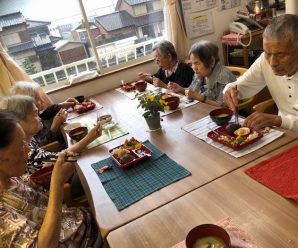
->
<box><xmin>109</xmin><ymin>144</ymin><xmax>152</xmax><ymax>168</ymax></box>
<box><xmin>207</xmin><ymin>125</ymin><xmax>263</xmax><ymax>151</ymax></box>
<box><xmin>120</xmin><ymin>82</ymin><xmax>136</xmax><ymax>92</ymax></box>
<box><xmin>74</xmin><ymin>101</ymin><xmax>96</xmax><ymax>114</ymax></box>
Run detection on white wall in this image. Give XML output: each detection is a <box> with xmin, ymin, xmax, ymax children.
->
<box><xmin>186</xmin><ymin>1</ymin><xmax>247</xmax><ymax>61</ymax></box>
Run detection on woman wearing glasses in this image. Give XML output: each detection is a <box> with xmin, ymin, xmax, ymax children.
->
<box><xmin>138</xmin><ymin>40</ymin><xmax>194</xmax><ymax>89</ymax></box>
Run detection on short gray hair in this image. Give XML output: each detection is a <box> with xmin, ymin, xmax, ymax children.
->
<box><xmin>10</xmin><ymin>81</ymin><xmax>40</xmax><ymax>99</ymax></box>
<box><xmin>263</xmin><ymin>14</ymin><xmax>298</xmax><ymax>45</ymax></box>
<box><xmin>0</xmin><ymin>95</ymin><xmax>35</xmax><ymax>121</ymax></box>
<box><xmin>153</xmin><ymin>40</ymin><xmax>177</xmax><ymax>60</ymax></box>
<box><xmin>189</xmin><ymin>40</ymin><xmax>219</xmax><ymax>68</ymax></box>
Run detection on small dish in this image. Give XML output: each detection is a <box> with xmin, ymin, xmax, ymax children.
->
<box><xmin>109</xmin><ymin>141</ymin><xmax>152</xmax><ymax>168</ymax></box>
<box><xmin>207</xmin><ymin>125</ymin><xmax>263</xmax><ymax>150</ymax></box>
<box><xmin>186</xmin><ymin>224</ymin><xmax>231</xmax><ymax>248</ymax></box>
<box><xmin>135</xmin><ymin>80</ymin><xmax>147</xmax><ymax>92</ymax></box>
<box><xmin>162</xmin><ymin>94</ymin><xmax>180</xmax><ymax>110</ymax></box>
<box><xmin>121</xmin><ymin>82</ymin><xmax>136</xmax><ymax>92</ymax></box>
<box><xmin>100</xmin><ymin>114</ymin><xmax>112</xmax><ymax>124</ymax></box>
<box><xmin>73</xmin><ymin>101</ymin><xmax>96</xmax><ymax>114</ymax></box>
<box><xmin>209</xmin><ymin>108</ymin><xmax>233</xmax><ymax>126</ymax></box>
<box><xmin>69</xmin><ymin>126</ymin><xmax>88</xmax><ymax>141</ymax></box>
<box><xmin>64</xmin><ymin>123</ymin><xmax>81</xmax><ymax>132</ymax></box>
<box><xmin>30</xmin><ymin>164</ymin><xmax>54</xmax><ymax>189</ymax></box>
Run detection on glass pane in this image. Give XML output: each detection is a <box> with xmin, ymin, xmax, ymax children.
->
<box><xmin>83</xmin><ymin>0</ymin><xmax>165</xmax><ymax>69</ymax></box>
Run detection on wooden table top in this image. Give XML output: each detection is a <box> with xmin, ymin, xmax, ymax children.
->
<box><xmin>107</xmin><ymin>141</ymin><xmax>298</xmax><ymax>248</ymax></box>
<box><xmin>65</xmin><ymin>89</ymin><xmax>298</xmax><ymax>238</ymax></box>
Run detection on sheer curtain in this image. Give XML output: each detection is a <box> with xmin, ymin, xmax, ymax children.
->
<box><xmin>0</xmin><ymin>44</ymin><xmax>52</xmax><ymax>106</ymax></box>
<box><xmin>164</xmin><ymin>0</ymin><xmax>189</xmax><ymax>60</ymax></box>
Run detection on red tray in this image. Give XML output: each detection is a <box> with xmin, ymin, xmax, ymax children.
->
<box><xmin>74</xmin><ymin>101</ymin><xmax>96</xmax><ymax>114</ymax></box>
<box><xmin>109</xmin><ymin>144</ymin><xmax>152</xmax><ymax>168</ymax></box>
<box><xmin>207</xmin><ymin>125</ymin><xmax>263</xmax><ymax>151</ymax></box>
<box><xmin>121</xmin><ymin>82</ymin><xmax>136</xmax><ymax>92</ymax></box>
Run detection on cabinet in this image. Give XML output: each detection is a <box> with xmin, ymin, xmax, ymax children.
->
<box><xmin>222</xmin><ymin>29</ymin><xmax>264</xmax><ymax>68</ymax></box>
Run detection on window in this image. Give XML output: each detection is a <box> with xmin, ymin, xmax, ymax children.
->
<box><xmin>134</xmin><ymin>4</ymin><xmax>147</xmax><ymax>16</ymax></box>
<box><xmin>0</xmin><ymin>0</ymin><xmax>165</xmax><ymax>91</ymax></box>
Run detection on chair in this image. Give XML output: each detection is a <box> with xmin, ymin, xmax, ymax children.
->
<box><xmin>226</xmin><ymin>66</ymin><xmax>273</xmax><ymax>116</ymax></box>
<box><xmin>226</xmin><ymin>66</ymin><xmax>247</xmax><ymax>78</ymax></box>
<box><xmin>41</xmin><ymin>141</ymin><xmax>60</xmax><ymax>152</ymax></box>
<box><xmin>253</xmin><ymin>98</ymin><xmax>278</xmax><ymax>115</ymax></box>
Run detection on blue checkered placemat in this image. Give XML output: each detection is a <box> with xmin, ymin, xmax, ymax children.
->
<box><xmin>91</xmin><ymin>141</ymin><xmax>191</xmax><ymax>210</ymax></box>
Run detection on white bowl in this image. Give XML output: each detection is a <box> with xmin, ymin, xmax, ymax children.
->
<box><xmin>64</xmin><ymin>123</ymin><xmax>81</xmax><ymax>132</ymax></box>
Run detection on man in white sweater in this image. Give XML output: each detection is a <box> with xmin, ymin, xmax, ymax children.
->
<box><xmin>223</xmin><ymin>14</ymin><xmax>298</xmax><ymax>132</ymax></box>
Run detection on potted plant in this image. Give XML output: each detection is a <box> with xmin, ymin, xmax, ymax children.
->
<box><xmin>137</xmin><ymin>91</ymin><xmax>169</xmax><ymax>130</ymax></box>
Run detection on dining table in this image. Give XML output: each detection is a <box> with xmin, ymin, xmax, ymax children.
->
<box><xmin>107</xmin><ymin>140</ymin><xmax>298</xmax><ymax>248</ymax></box>
<box><xmin>63</xmin><ymin>88</ymin><xmax>298</xmax><ymax>240</ymax></box>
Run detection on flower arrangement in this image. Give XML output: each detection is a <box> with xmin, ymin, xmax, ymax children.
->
<box><xmin>137</xmin><ymin>91</ymin><xmax>169</xmax><ymax>118</ymax></box>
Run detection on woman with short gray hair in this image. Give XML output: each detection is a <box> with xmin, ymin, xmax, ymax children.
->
<box><xmin>168</xmin><ymin>40</ymin><xmax>236</xmax><ymax>106</ymax></box>
<box><xmin>138</xmin><ymin>40</ymin><xmax>194</xmax><ymax>89</ymax></box>
<box><xmin>10</xmin><ymin>81</ymin><xmax>76</xmax><ymax>147</ymax></box>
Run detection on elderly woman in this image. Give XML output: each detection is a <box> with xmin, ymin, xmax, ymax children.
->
<box><xmin>0</xmin><ymin>110</ymin><xmax>99</xmax><ymax>247</ymax></box>
<box><xmin>0</xmin><ymin>95</ymin><xmax>101</xmax><ymax>196</ymax></box>
<box><xmin>10</xmin><ymin>81</ymin><xmax>78</xmax><ymax>147</ymax></box>
<box><xmin>138</xmin><ymin>40</ymin><xmax>194</xmax><ymax>89</ymax></box>
<box><xmin>168</xmin><ymin>40</ymin><xmax>236</xmax><ymax>106</ymax></box>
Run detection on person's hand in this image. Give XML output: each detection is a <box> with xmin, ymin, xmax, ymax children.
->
<box><xmin>185</xmin><ymin>89</ymin><xmax>195</xmax><ymax>99</ymax></box>
<box><xmin>243</xmin><ymin>112</ymin><xmax>282</xmax><ymax>130</ymax></box>
<box><xmin>138</xmin><ymin>72</ymin><xmax>150</xmax><ymax>81</ymax></box>
<box><xmin>51</xmin><ymin>150</ymin><xmax>76</xmax><ymax>187</ymax></box>
<box><xmin>59</xmin><ymin>98</ymin><xmax>79</xmax><ymax>109</ymax></box>
<box><xmin>223</xmin><ymin>85</ymin><xmax>242</xmax><ymax>112</ymax></box>
<box><xmin>168</xmin><ymin>82</ymin><xmax>184</xmax><ymax>93</ymax></box>
<box><xmin>86</xmin><ymin>121</ymin><xmax>102</xmax><ymax>141</ymax></box>
<box><xmin>152</xmin><ymin>76</ymin><xmax>167</xmax><ymax>88</ymax></box>
<box><xmin>51</xmin><ymin>108</ymin><xmax>68</xmax><ymax>133</ymax></box>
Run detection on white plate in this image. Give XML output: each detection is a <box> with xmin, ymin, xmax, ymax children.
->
<box><xmin>64</xmin><ymin>123</ymin><xmax>81</xmax><ymax>132</ymax></box>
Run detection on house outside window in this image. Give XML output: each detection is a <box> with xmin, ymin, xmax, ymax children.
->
<box><xmin>0</xmin><ymin>0</ymin><xmax>165</xmax><ymax>90</ymax></box>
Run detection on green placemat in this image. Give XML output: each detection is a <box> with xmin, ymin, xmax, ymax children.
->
<box><xmin>71</xmin><ymin>122</ymin><xmax>129</xmax><ymax>149</ymax></box>
<box><xmin>91</xmin><ymin>141</ymin><xmax>191</xmax><ymax>210</ymax></box>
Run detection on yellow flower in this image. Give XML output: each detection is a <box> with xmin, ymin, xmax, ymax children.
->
<box><xmin>164</xmin><ymin>106</ymin><xmax>170</xmax><ymax>110</ymax></box>
<box><xmin>159</xmin><ymin>99</ymin><xmax>166</xmax><ymax>105</ymax></box>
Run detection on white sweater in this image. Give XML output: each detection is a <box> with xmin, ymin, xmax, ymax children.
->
<box><xmin>223</xmin><ymin>52</ymin><xmax>298</xmax><ymax>132</ymax></box>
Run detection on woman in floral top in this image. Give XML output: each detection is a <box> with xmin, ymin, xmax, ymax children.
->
<box><xmin>168</xmin><ymin>40</ymin><xmax>236</xmax><ymax>106</ymax></box>
<box><xmin>0</xmin><ymin>110</ymin><xmax>99</xmax><ymax>247</ymax></box>
<box><xmin>0</xmin><ymin>95</ymin><xmax>102</xmax><ymax>196</ymax></box>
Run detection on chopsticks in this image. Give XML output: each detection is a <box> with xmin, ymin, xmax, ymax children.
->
<box><xmin>33</xmin><ymin>153</ymin><xmax>80</xmax><ymax>163</ymax></box>
<box><xmin>235</xmin><ymin>85</ymin><xmax>239</xmax><ymax>125</ymax></box>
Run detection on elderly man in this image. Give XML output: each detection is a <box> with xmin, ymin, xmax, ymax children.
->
<box><xmin>223</xmin><ymin>14</ymin><xmax>298</xmax><ymax>132</ymax></box>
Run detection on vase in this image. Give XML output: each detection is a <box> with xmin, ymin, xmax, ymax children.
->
<box><xmin>144</xmin><ymin>113</ymin><xmax>161</xmax><ymax>130</ymax></box>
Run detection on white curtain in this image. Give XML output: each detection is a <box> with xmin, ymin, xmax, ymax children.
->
<box><xmin>163</xmin><ymin>0</ymin><xmax>190</xmax><ymax>60</ymax></box>
<box><xmin>0</xmin><ymin>43</ymin><xmax>52</xmax><ymax>107</ymax></box>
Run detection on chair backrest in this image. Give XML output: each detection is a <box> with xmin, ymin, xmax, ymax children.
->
<box><xmin>226</xmin><ymin>66</ymin><xmax>247</xmax><ymax>78</ymax></box>
<box><xmin>225</xmin><ymin>66</ymin><xmax>273</xmax><ymax>116</ymax></box>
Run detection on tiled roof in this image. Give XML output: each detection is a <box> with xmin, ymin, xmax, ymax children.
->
<box><xmin>135</xmin><ymin>11</ymin><xmax>164</xmax><ymax>27</ymax></box>
<box><xmin>7</xmin><ymin>41</ymin><xmax>35</xmax><ymax>54</ymax></box>
<box><xmin>125</xmin><ymin>0</ymin><xmax>150</xmax><ymax>5</ymax></box>
<box><xmin>95</xmin><ymin>10</ymin><xmax>163</xmax><ymax>32</ymax></box>
<box><xmin>27</xmin><ymin>19</ymin><xmax>51</xmax><ymax>29</ymax></box>
<box><xmin>0</xmin><ymin>12</ymin><xmax>26</xmax><ymax>31</ymax></box>
<box><xmin>95</xmin><ymin>11</ymin><xmax>134</xmax><ymax>31</ymax></box>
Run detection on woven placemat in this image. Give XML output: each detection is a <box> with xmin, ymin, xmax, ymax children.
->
<box><xmin>91</xmin><ymin>141</ymin><xmax>191</xmax><ymax>210</ymax></box>
<box><xmin>71</xmin><ymin>122</ymin><xmax>129</xmax><ymax>150</ymax></box>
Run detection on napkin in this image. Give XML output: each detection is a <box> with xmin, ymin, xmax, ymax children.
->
<box><xmin>245</xmin><ymin>144</ymin><xmax>298</xmax><ymax>201</ymax></box>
